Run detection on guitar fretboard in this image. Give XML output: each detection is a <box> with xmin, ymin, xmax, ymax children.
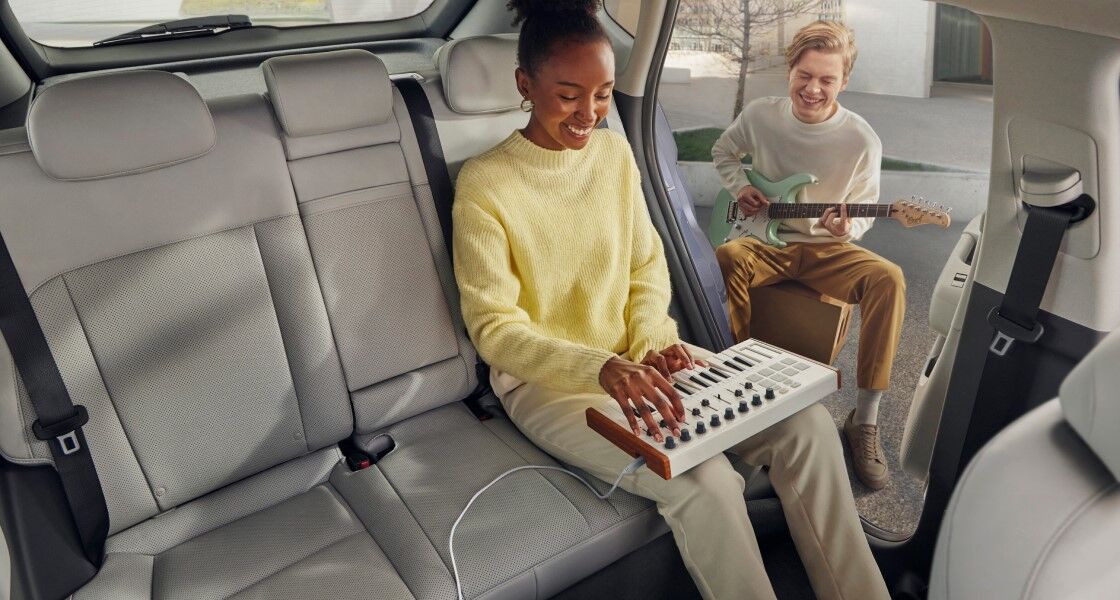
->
<box><xmin>767</xmin><ymin>203</ymin><xmax>894</xmax><ymax>219</ymax></box>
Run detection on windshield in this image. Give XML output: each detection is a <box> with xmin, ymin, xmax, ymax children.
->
<box><xmin>9</xmin><ymin>0</ymin><xmax>436</xmax><ymax>48</ymax></box>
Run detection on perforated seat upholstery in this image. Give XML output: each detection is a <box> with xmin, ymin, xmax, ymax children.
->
<box><xmin>929</xmin><ymin>328</ymin><xmax>1120</xmax><ymax>600</ymax></box>
<box><xmin>0</xmin><ymin>45</ymin><xmax>669</xmax><ymax>600</ymax></box>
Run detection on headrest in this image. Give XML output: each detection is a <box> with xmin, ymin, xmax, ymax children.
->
<box><xmin>262</xmin><ymin>50</ymin><xmax>393</xmax><ymax>137</ymax></box>
<box><xmin>1061</xmin><ymin>327</ymin><xmax>1120</xmax><ymax>480</ymax></box>
<box><xmin>436</xmin><ymin>34</ymin><xmax>521</xmax><ymax>114</ymax></box>
<box><xmin>28</xmin><ymin>70</ymin><xmax>215</xmax><ymax>180</ymax></box>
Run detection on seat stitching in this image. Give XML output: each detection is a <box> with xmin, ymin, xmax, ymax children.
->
<box><xmin>251</xmin><ymin>222</ymin><xmax>310</xmax><ymax>453</ymax></box>
<box><xmin>59</xmin><ymin>273</ymin><xmax>161</xmax><ymax>508</ymax></box>
<box><xmin>372</xmin><ymin>453</ymin><xmax>454</xmax><ymax>571</ymax></box>
<box><xmin>217</xmin><ymin>530</ymin><xmax>372</xmax><ymax>600</ymax></box>
<box><xmin>30</xmin><ymin>211</ymin><xmax>300</xmax><ymax>298</ymax></box>
<box><xmin>1020</xmin><ymin>481</ymin><xmax>1118</xmax><ymax>600</ymax></box>
<box><xmin>328</xmin><ymin>480</ymin><xmax>433</xmax><ymax>600</ymax></box>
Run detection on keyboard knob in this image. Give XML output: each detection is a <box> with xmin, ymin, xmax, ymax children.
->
<box><xmin>659</xmin><ymin>419</ymin><xmax>667</xmax><ymax>428</ymax></box>
<box><xmin>664</xmin><ymin>436</ymin><xmax>676</xmax><ymax>449</ymax></box>
<box><xmin>752</xmin><ymin>394</ymin><xmax>763</xmax><ymax>407</ymax></box>
<box><xmin>715</xmin><ymin>393</ymin><xmax>722</xmax><ymax>400</ymax></box>
<box><xmin>734</xmin><ymin>389</ymin><xmax>743</xmax><ymax>398</ymax></box>
<box><xmin>701</xmin><ymin>399</ymin><xmax>710</xmax><ymax>407</ymax></box>
<box><xmin>710</xmin><ymin>415</ymin><xmax>721</xmax><ymax>427</ymax></box>
<box><xmin>765</xmin><ymin>388</ymin><xmax>776</xmax><ymax>400</ymax></box>
<box><xmin>691</xmin><ymin>408</ymin><xmax>702</xmax><ymax>417</ymax></box>
<box><xmin>738</xmin><ymin>400</ymin><xmax>749</xmax><ymax>413</ymax></box>
<box><xmin>724</xmin><ymin>407</ymin><xmax>735</xmax><ymax>420</ymax></box>
<box><xmin>696</xmin><ymin>422</ymin><xmax>707</xmax><ymax>434</ymax></box>
<box><xmin>680</xmin><ymin>428</ymin><xmax>692</xmax><ymax>441</ymax></box>
<box><xmin>744</xmin><ymin>382</ymin><xmax>753</xmax><ymax>389</ymax></box>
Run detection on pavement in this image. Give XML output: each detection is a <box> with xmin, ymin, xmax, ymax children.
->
<box><xmin>665</xmin><ymin>72</ymin><xmax>992</xmax><ymax>534</ymax></box>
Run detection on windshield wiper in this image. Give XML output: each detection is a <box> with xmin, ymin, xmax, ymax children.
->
<box><xmin>93</xmin><ymin>14</ymin><xmax>251</xmax><ymax>47</ymax></box>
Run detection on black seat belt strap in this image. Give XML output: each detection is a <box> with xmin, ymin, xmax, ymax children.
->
<box><xmin>397</xmin><ymin>77</ymin><xmax>455</xmax><ymax>261</ymax></box>
<box><xmin>397</xmin><ymin>77</ymin><xmax>494</xmax><ymax>406</ymax></box>
<box><xmin>0</xmin><ymin>230</ymin><xmax>109</xmax><ymax>565</ymax></box>
<box><xmin>957</xmin><ymin>197</ymin><xmax>1091</xmax><ymax>471</ymax></box>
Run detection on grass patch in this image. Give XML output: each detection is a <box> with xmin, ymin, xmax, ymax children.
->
<box><xmin>673</xmin><ymin>127</ymin><xmax>962</xmax><ymax>172</ymax></box>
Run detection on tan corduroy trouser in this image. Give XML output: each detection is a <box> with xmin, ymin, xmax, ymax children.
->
<box><xmin>492</xmin><ymin>347</ymin><xmax>890</xmax><ymax>600</ymax></box>
<box><xmin>716</xmin><ymin>238</ymin><xmax>906</xmax><ymax>391</ymax></box>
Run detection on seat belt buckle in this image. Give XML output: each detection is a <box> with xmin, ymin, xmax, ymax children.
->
<box><xmin>31</xmin><ymin>404</ymin><xmax>89</xmax><ymax>456</ymax></box>
<box><xmin>986</xmin><ymin>307</ymin><xmax>1043</xmax><ymax>357</ymax></box>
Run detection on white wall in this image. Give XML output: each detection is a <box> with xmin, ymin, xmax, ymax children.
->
<box><xmin>844</xmin><ymin>0</ymin><xmax>935</xmax><ymax>98</ymax></box>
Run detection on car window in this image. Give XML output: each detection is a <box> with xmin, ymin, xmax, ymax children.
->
<box><xmin>9</xmin><ymin>0</ymin><xmax>438</xmax><ymax>48</ymax></box>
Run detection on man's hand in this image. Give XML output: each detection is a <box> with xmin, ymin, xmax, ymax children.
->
<box><xmin>735</xmin><ymin>185</ymin><xmax>770</xmax><ymax>218</ymax></box>
<box><xmin>641</xmin><ymin>343</ymin><xmax>705</xmax><ymax>378</ymax></box>
<box><xmin>599</xmin><ymin>356</ymin><xmax>685</xmax><ymax>441</ymax></box>
<box><xmin>817</xmin><ymin>204</ymin><xmax>852</xmax><ymax>237</ymax></box>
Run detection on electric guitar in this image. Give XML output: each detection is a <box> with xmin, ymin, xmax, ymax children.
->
<box><xmin>707</xmin><ymin>171</ymin><xmax>951</xmax><ymax>248</ymax></box>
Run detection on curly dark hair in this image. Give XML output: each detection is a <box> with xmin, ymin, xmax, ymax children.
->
<box><xmin>506</xmin><ymin>0</ymin><xmax>609</xmax><ymax>75</ymax></box>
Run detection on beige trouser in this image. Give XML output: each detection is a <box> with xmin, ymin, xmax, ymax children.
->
<box><xmin>491</xmin><ymin>346</ymin><xmax>889</xmax><ymax>600</ymax></box>
<box><xmin>716</xmin><ymin>239</ymin><xmax>906</xmax><ymax>391</ymax></box>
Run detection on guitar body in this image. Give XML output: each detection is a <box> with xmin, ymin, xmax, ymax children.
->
<box><xmin>708</xmin><ymin>171</ymin><xmax>819</xmax><ymax>248</ymax></box>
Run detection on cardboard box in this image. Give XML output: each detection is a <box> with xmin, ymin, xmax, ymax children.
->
<box><xmin>747</xmin><ymin>280</ymin><xmax>852</xmax><ymax>365</ymax></box>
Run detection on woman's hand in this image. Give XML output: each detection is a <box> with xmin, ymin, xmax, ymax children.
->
<box><xmin>641</xmin><ymin>343</ymin><xmax>705</xmax><ymax>378</ymax></box>
<box><xmin>599</xmin><ymin>356</ymin><xmax>685</xmax><ymax>442</ymax></box>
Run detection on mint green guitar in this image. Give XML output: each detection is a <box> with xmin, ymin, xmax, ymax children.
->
<box><xmin>706</xmin><ymin>170</ymin><xmax>950</xmax><ymax>248</ymax></box>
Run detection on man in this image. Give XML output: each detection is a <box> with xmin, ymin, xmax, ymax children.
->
<box><xmin>712</xmin><ymin>20</ymin><xmax>905</xmax><ymax>490</ymax></box>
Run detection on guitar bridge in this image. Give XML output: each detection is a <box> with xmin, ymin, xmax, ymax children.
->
<box><xmin>725</xmin><ymin>198</ymin><xmax>740</xmax><ymax>223</ymax></box>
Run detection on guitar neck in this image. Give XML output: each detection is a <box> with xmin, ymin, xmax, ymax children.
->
<box><xmin>768</xmin><ymin>203</ymin><xmax>893</xmax><ymax>219</ymax></box>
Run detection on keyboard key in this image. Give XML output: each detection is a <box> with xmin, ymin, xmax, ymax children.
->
<box><xmin>794</xmin><ymin>363</ymin><xmax>809</xmax><ymax>371</ymax></box>
<box><xmin>782</xmin><ymin>368</ymin><xmax>799</xmax><ymax>376</ymax></box>
<box><xmin>759</xmin><ymin>368</ymin><xmax>775</xmax><ymax>376</ymax></box>
<box><xmin>781</xmin><ymin>357</ymin><xmax>797</xmax><ymax>366</ymax></box>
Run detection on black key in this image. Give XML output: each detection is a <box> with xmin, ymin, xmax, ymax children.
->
<box><xmin>673</xmin><ymin>383</ymin><xmax>691</xmax><ymax>395</ymax></box>
<box><xmin>733</xmin><ymin>356</ymin><xmax>753</xmax><ymax>367</ymax></box>
<box><xmin>689</xmin><ymin>375</ymin><xmax>710</xmax><ymax>388</ymax></box>
<box><xmin>710</xmin><ymin>367</ymin><xmax>732</xmax><ymax>379</ymax></box>
<box><xmin>699</xmin><ymin>371</ymin><xmax>721</xmax><ymax>384</ymax></box>
<box><xmin>723</xmin><ymin>360</ymin><xmax>745</xmax><ymax>372</ymax></box>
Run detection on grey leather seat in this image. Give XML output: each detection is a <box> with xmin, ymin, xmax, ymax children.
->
<box><xmin>0</xmin><ymin>46</ymin><xmax>669</xmax><ymax>599</ymax></box>
<box><xmin>929</xmin><ymin>327</ymin><xmax>1120</xmax><ymax>600</ymax></box>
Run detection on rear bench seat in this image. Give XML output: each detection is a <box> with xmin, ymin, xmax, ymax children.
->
<box><xmin>0</xmin><ymin>47</ymin><xmax>667</xmax><ymax>599</ymax></box>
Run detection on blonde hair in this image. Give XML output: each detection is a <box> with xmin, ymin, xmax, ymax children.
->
<box><xmin>785</xmin><ymin>20</ymin><xmax>858</xmax><ymax>78</ymax></box>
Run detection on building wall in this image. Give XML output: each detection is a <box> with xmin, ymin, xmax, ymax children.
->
<box><xmin>844</xmin><ymin>0</ymin><xmax>935</xmax><ymax>98</ymax></box>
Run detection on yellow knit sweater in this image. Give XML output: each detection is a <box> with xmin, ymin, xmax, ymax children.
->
<box><xmin>452</xmin><ymin>129</ymin><xmax>679</xmax><ymax>394</ymax></box>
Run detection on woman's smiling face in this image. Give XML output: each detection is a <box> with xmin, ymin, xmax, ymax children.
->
<box><xmin>516</xmin><ymin>39</ymin><xmax>615</xmax><ymax>151</ymax></box>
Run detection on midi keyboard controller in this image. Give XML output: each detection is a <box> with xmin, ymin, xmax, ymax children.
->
<box><xmin>586</xmin><ymin>339</ymin><xmax>839</xmax><ymax>479</ymax></box>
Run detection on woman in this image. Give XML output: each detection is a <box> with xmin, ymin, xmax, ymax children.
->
<box><xmin>452</xmin><ymin>2</ymin><xmax>889</xmax><ymax>598</ymax></box>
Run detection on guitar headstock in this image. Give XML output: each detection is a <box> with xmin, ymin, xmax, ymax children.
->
<box><xmin>889</xmin><ymin>197</ymin><xmax>951</xmax><ymax>229</ymax></box>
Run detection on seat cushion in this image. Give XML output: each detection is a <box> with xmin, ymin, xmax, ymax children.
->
<box><xmin>75</xmin><ymin>449</ymin><xmax>416</xmax><ymax>600</ymax></box>
<box><xmin>355</xmin><ymin>401</ymin><xmax>668</xmax><ymax>600</ymax></box>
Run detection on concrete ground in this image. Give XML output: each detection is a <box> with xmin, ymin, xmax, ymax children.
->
<box><xmin>664</xmin><ymin>73</ymin><xmax>993</xmax><ymax>535</ymax></box>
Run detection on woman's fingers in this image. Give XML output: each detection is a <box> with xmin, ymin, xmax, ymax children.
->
<box><xmin>613</xmin><ymin>396</ymin><xmax>641</xmax><ymax>436</ymax></box>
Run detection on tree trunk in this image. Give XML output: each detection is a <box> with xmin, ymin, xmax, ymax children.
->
<box><xmin>733</xmin><ymin>1</ymin><xmax>752</xmax><ymax>118</ymax></box>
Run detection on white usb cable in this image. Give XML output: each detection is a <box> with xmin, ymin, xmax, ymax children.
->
<box><xmin>448</xmin><ymin>456</ymin><xmax>647</xmax><ymax>600</ymax></box>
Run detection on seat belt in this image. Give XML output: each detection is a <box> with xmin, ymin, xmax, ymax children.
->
<box><xmin>396</xmin><ymin>77</ymin><xmax>493</xmax><ymax>406</ymax></box>
<box><xmin>956</xmin><ymin>195</ymin><xmax>1094</xmax><ymax>473</ymax></box>
<box><xmin>397</xmin><ymin>77</ymin><xmax>455</xmax><ymax>262</ymax></box>
<box><xmin>0</xmin><ymin>230</ymin><xmax>109</xmax><ymax>566</ymax></box>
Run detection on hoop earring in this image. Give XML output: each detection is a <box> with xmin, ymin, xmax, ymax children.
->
<box><xmin>520</xmin><ymin>98</ymin><xmax>534</xmax><ymax>112</ymax></box>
